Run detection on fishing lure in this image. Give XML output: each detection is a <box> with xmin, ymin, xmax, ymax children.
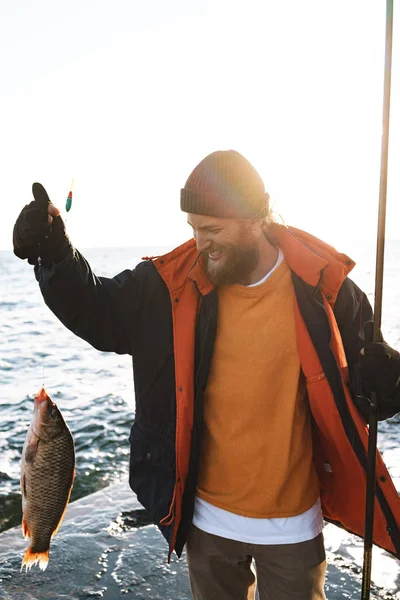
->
<box><xmin>65</xmin><ymin>179</ymin><xmax>74</xmax><ymax>213</ymax></box>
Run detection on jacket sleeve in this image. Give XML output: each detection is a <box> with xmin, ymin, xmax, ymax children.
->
<box><xmin>34</xmin><ymin>247</ymin><xmax>149</xmax><ymax>355</ymax></box>
<box><xmin>334</xmin><ymin>277</ymin><xmax>400</xmax><ymax>420</ymax></box>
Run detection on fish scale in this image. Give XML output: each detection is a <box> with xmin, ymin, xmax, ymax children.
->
<box><xmin>24</xmin><ymin>434</ymin><xmax>74</xmax><ymax>550</ymax></box>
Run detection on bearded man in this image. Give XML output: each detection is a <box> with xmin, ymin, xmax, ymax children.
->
<box><xmin>13</xmin><ymin>150</ymin><xmax>400</xmax><ymax>600</ymax></box>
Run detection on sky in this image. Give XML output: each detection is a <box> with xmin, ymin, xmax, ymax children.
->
<box><xmin>1</xmin><ymin>0</ymin><xmax>399</xmax><ymax>258</ymax></box>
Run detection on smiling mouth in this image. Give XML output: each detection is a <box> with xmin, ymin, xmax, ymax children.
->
<box><xmin>208</xmin><ymin>250</ymin><xmax>223</xmax><ymax>261</ymax></box>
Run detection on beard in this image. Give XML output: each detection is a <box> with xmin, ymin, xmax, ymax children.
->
<box><xmin>202</xmin><ymin>241</ymin><xmax>259</xmax><ymax>285</ymax></box>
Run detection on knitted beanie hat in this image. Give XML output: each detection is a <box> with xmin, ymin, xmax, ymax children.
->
<box><xmin>180</xmin><ymin>150</ymin><xmax>269</xmax><ymax>219</ymax></box>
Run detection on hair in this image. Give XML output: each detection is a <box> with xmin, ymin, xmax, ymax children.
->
<box><xmin>260</xmin><ymin>204</ymin><xmax>286</xmax><ymax>247</ymax></box>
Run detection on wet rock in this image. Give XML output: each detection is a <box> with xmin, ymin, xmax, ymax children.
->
<box><xmin>107</xmin><ymin>509</ymin><xmax>152</xmax><ymax>535</ymax></box>
<box><xmin>0</xmin><ymin>482</ymin><xmax>398</xmax><ymax>599</ymax></box>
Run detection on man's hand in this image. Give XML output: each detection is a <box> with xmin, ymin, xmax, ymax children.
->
<box><xmin>13</xmin><ymin>183</ymin><xmax>71</xmax><ymax>266</ymax></box>
<box><xmin>356</xmin><ymin>321</ymin><xmax>400</xmax><ymax>420</ymax></box>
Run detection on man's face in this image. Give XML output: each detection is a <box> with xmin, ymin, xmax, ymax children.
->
<box><xmin>187</xmin><ymin>213</ymin><xmax>260</xmax><ymax>285</ymax></box>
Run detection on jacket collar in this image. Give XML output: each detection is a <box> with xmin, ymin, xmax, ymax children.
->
<box><xmin>152</xmin><ymin>224</ymin><xmax>355</xmax><ymax>303</ymax></box>
<box><xmin>151</xmin><ymin>239</ymin><xmax>214</xmax><ymax>296</ymax></box>
<box><xmin>270</xmin><ymin>224</ymin><xmax>355</xmax><ymax>303</ymax></box>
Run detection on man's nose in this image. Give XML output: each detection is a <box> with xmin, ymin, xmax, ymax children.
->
<box><xmin>194</xmin><ymin>231</ymin><xmax>211</xmax><ymax>253</ymax></box>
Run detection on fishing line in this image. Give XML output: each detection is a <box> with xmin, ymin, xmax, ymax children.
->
<box><xmin>37</xmin><ymin>180</ymin><xmax>74</xmax><ymax>393</ymax></box>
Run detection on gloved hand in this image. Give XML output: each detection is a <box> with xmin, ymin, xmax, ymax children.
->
<box><xmin>354</xmin><ymin>321</ymin><xmax>400</xmax><ymax>421</ymax></box>
<box><xmin>13</xmin><ymin>183</ymin><xmax>72</xmax><ymax>266</ymax></box>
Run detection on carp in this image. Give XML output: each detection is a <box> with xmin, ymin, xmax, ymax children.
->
<box><xmin>20</xmin><ymin>387</ymin><xmax>75</xmax><ymax>570</ymax></box>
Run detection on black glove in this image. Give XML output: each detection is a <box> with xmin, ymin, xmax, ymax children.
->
<box><xmin>354</xmin><ymin>321</ymin><xmax>400</xmax><ymax>421</ymax></box>
<box><xmin>13</xmin><ymin>183</ymin><xmax>72</xmax><ymax>266</ymax></box>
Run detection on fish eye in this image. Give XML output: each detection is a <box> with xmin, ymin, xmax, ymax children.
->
<box><xmin>50</xmin><ymin>407</ymin><xmax>58</xmax><ymax>419</ymax></box>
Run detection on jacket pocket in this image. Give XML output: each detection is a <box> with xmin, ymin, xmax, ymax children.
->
<box><xmin>128</xmin><ymin>422</ymin><xmax>175</xmax><ymax>525</ymax></box>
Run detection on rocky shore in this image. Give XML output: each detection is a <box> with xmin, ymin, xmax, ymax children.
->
<box><xmin>0</xmin><ymin>482</ymin><xmax>399</xmax><ymax>599</ymax></box>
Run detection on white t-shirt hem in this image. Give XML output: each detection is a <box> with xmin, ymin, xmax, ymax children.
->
<box><xmin>192</xmin><ymin>519</ymin><xmax>324</xmax><ymax>545</ymax></box>
<box><xmin>192</xmin><ymin>496</ymin><xmax>324</xmax><ymax>545</ymax></box>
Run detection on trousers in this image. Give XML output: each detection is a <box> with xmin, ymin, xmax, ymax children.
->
<box><xmin>185</xmin><ymin>525</ymin><xmax>326</xmax><ymax>600</ymax></box>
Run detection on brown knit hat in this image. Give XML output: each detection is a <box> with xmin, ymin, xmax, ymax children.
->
<box><xmin>180</xmin><ymin>150</ymin><xmax>269</xmax><ymax>219</ymax></box>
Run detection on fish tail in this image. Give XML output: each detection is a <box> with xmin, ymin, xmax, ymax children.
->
<box><xmin>21</xmin><ymin>547</ymin><xmax>49</xmax><ymax>571</ymax></box>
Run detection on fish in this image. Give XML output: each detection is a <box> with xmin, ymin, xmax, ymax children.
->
<box><xmin>20</xmin><ymin>387</ymin><xmax>75</xmax><ymax>571</ymax></box>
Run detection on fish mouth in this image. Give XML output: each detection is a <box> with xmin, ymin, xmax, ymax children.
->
<box><xmin>34</xmin><ymin>388</ymin><xmax>51</xmax><ymax>403</ymax></box>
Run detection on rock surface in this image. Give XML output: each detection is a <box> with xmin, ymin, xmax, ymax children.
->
<box><xmin>0</xmin><ymin>482</ymin><xmax>398</xmax><ymax>599</ymax></box>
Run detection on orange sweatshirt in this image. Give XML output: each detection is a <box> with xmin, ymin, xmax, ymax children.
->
<box><xmin>197</xmin><ymin>258</ymin><xmax>320</xmax><ymax>517</ymax></box>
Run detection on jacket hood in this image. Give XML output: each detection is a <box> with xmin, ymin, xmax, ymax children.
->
<box><xmin>271</xmin><ymin>224</ymin><xmax>355</xmax><ymax>304</ymax></box>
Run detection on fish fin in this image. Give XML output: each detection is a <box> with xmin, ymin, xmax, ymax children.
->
<box><xmin>23</xmin><ymin>437</ymin><xmax>40</xmax><ymax>464</ymax></box>
<box><xmin>21</xmin><ymin>474</ymin><xmax>27</xmax><ymax>499</ymax></box>
<box><xmin>21</xmin><ymin>518</ymin><xmax>30</xmax><ymax>539</ymax></box>
<box><xmin>21</xmin><ymin>548</ymin><xmax>49</xmax><ymax>571</ymax></box>
<box><xmin>51</xmin><ymin>470</ymin><xmax>75</xmax><ymax>539</ymax></box>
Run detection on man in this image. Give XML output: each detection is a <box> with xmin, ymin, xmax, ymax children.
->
<box><xmin>13</xmin><ymin>150</ymin><xmax>400</xmax><ymax>599</ymax></box>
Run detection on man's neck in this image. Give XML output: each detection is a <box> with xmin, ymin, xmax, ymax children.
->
<box><xmin>236</xmin><ymin>237</ymin><xmax>279</xmax><ymax>286</ymax></box>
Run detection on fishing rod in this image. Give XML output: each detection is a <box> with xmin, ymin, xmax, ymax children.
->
<box><xmin>361</xmin><ymin>1</ymin><xmax>394</xmax><ymax>599</ymax></box>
